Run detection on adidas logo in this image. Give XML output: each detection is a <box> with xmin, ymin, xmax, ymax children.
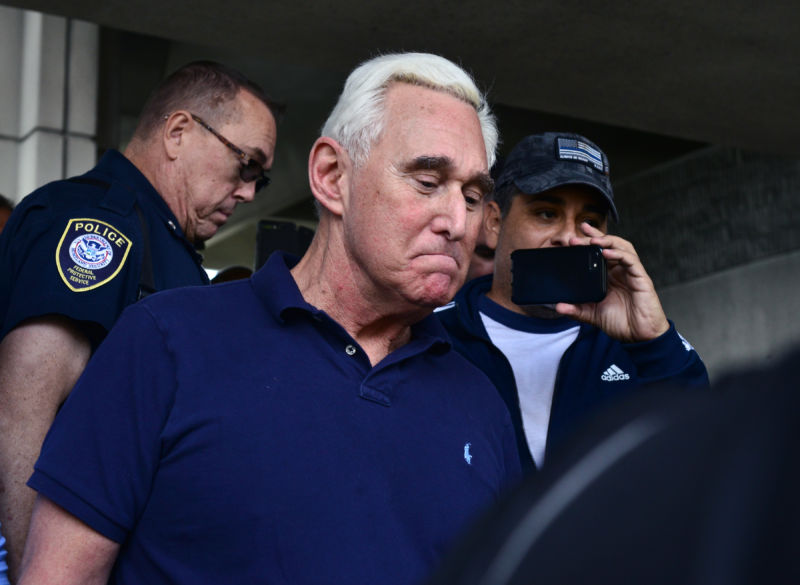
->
<box><xmin>601</xmin><ymin>364</ymin><xmax>630</xmax><ymax>382</ymax></box>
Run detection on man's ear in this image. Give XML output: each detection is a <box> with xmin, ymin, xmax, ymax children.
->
<box><xmin>484</xmin><ymin>200</ymin><xmax>502</xmax><ymax>249</ymax></box>
<box><xmin>162</xmin><ymin>112</ymin><xmax>192</xmax><ymax>160</ymax></box>
<box><xmin>308</xmin><ymin>137</ymin><xmax>350</xmax><ymax>217</ymax></box>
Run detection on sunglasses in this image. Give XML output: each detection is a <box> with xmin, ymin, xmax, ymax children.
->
<box><xmin>190</xmin><ymin>114</ymin><xmax>271</xmax><ymax>192</ymax></box>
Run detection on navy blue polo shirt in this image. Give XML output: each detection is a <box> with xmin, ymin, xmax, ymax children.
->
<box><xmin>30</xmin><ymin>253</ymin><xmax>521</xmax><ymax>585</ymax></box>
<box><xmin>0</xmin><ymin>150</ymin><xmax>208</xmax><ymax>342</ymax></box>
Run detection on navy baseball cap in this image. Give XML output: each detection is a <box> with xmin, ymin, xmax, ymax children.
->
<box><xmin>495</xmin><ymin>132</ymin><xmax>618</xmax><ymax>221</ymax></box>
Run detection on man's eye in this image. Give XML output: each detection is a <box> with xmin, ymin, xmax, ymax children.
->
<box><xmin>416</xmin><ymin>178</ymin><xmax>438</xmax><ymax>190</ymax></box>
<box><xmin>464</xmin><ymin>194</ymin><xmax>480</xmax><ymax>208</ymax></box>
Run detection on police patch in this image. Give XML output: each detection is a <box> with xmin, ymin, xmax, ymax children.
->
<box><xmin>56</xmin><ymin>218</ymin><xmax>132</xmax><ymax>292</ymax></box>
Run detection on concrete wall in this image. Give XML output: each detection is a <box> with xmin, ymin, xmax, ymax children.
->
<box><xmin>614</xmin><ymin>146</ymin><xmax>800</xmax><ymax>380</ymax></box>
<box><xmin>659</xmin><ymin>250</ymin><xmax>800</xmax><ymax>380</ymax></box>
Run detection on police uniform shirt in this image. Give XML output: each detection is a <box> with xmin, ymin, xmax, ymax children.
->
<box><xmin>0</xmin><ymin>150</ymin><xmax>209</xmax><ymax>342</ymax></box>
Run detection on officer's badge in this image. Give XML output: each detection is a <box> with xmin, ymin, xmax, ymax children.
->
<box><xmin>56</xmin><ymin>218</ymin><xmax>132</xmax><ymax>292</ymax></box>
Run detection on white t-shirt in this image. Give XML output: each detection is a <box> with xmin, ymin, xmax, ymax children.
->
<box><xmin>478</xmin><ymin>296</ymin><xmax>579</xmax><ymax>467</ymax></box>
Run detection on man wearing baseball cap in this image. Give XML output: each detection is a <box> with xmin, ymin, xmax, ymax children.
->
<box><xmin>437</xmin><ymin>132</ymin><xmax>709</xmax><ymax>472</ymax></box>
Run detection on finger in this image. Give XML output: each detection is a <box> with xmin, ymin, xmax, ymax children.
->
<box><xmin>567</xmin><ymin>235</ymin><xmax>595</xmax><ymax>247</ymax></box>
<box><xmin>577</xmin><ymin>224</ymin><xmax>637</xmax><ymax>255</ymax></box>
<box><xmin>602</xmin><ymin>247</ymin><xmax>653</xmax><ymax>288</ymax></box>
<box><xmin>591</xmin><ymin>233</ymin><xmax>636</xmax><ymax>255</ymax></box>
<box><xmin>554</xmin><ymin>301</ymin><xmax>593</xmax><ymax>322</ymax></box>
<box><xmin>579</xmin><ymin>222</ymin><xmax>605</xmax><ymax>238</ymax></box>
<box><xmin>602</xmin><ymin>246</ymin><xmax>641</xmax><ymax>269</ymax></box>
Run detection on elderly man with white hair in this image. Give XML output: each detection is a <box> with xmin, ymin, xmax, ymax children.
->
<box><xmin>18</xmin><ymin>52</ymin><xmax>520</xmax><ymax>585</ymax></box>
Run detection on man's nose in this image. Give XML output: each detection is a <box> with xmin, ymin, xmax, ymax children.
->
<box><xmin>551</xmin><ymin>221</ymin><xmax>578</xmax><ymax>246</ymax></box>
<box><xmin>233</xmin><ymin>180</ymin><xmax>257</xmax><ymax>203</ymax></box>
<box><xmin>432</xmin><ymin>188</ymin><xmax>468</xmax><ymax>241</ymax></box>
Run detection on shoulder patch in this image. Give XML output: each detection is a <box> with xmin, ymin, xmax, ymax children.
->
<box><xmin>56</xmin><ymin>218</ymin><xmax>133</xmax><ymax>292</ymax></box>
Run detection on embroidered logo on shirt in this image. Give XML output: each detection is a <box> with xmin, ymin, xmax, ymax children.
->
<box><xmin>601</xmin><ymin>364</ymin><xmax>630</xmax><ymax>382</ymax></box>
<box><xmin>56</xmin><ymin>218</ymin><xmax>132</xmax><ymax>292</ymax></box>
<box><xmin>464</xmin><ymin>442</ymin><xmax>473</xmax><ymax>465</ymax></box>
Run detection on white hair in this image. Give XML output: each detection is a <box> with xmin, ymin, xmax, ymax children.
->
<box><xmin>321</xmin><ymin>52</ymin><xmax>498</xmax><ymax>168</ymax></box>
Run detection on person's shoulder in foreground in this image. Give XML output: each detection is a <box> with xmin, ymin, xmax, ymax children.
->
<box><xmin>20</xmin><ymin>52</ymin><xmax>519</xmax><ymax>585</ymax></box>
<box><xmin>426</xmin><ymin>344</ymin><xmax>800</xmax><ymax>585</ymax></box>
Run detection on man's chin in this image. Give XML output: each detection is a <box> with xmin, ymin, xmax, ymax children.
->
<box><xmin>413</xmin><ymin>273</ymin><xmax>462</xmax><ymax>307</ymax></box>
<box><xmin>195</xmin><ymin>222</ymin><xmax>222</xmax><ymax>243</ymax></box>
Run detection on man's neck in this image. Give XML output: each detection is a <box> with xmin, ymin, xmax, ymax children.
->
<box><xmin>124</xmin><ymin>142</ymin><xmax>190</xmax><ymax>239</ymax></box>
<box><xmin>290</xmin><ymin>232</ymin><xmax>425</xmax><ymax>366</ymax></box>
<box><xmin>485</xmin><ymin>285</ymin><xmax>561</xmax><ymax>319</ymax></box>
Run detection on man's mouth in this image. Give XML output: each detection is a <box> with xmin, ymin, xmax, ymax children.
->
<box><xmin>214</xmin><ymin>209</ymin><xmax>233</xmax><ymax>224</ymax></box>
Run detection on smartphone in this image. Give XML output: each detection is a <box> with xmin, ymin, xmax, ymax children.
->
<box><xmin>511</xmin><ymin>245</ymin><xmax>607</xmax><ymax>305</ymax></box>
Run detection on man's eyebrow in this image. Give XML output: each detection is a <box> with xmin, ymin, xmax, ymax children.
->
<box><xmin>583</xmin><ymin>203</ymin><xmax>608</xmax><ymax>215</ymax></box>
<box><xmin>400</xmin><ymin>156</ymin><xmax>454</xmax><ymax>173</ymax></box>
<box><xmin>528</xmin><ymin>193</ymin><xmax>608</xmax><ymax>216</ymax></box>
<box><xmin>529</xmin><ymin>193</ymin><xmax>566</xmax><ymax>206</ymax></box>
<box><xmin>246</xmin><ymin>147</ymin><xmax>269</xmax><ymax>167</ymax></box>
<box><xmin>470</xmin><ymin>172</ymin><xmax>494</xmax><ymax>195</ymax></box>
<box><xmin>401</xmin><ymin>156</ymin><xmax>494</xmax><ymax>194</ymax></box>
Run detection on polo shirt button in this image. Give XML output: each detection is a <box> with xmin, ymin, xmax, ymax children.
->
<box><xmin>345</xmin><ymin>345</ymin><xmax>357</xmax><ymax>356</ymax></box>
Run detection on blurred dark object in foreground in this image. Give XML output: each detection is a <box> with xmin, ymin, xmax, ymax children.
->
<box><xmin>255</xmin><ymin>219</ymin><xmax>314</xmax><ymax>270</ymax></box>
<box><xmin>427</xmin><ymin>347</ymin><xmax>800</xmax><ymax>585</ymax></box>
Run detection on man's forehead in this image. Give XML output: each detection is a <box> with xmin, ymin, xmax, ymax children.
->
<box><xmin>221</xmin><ymin>113</ymin><xmax>276</xmax><ymax>167</ymax></box>
<box><xmin>381</xmin><ymin>84</ymin><xmax>486</xmax><ymax>167</ymax></box>
<box><xmin>526</xmin><ymin>185</ymin><xmax>609</xmax><ymax>213</ymax></box>
<box><xmin>383</xmin><ymin>82</ymin><xmax>479</xmax><ymax>127</ymax></box>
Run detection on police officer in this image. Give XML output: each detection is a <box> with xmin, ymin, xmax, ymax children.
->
<box><xmin>0</xmin><ymin>60</ymin><xmax>278</xmax><ymax>580</ymax></box>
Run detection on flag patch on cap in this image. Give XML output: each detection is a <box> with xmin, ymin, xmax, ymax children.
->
<box><xmin>557</xmin><ymin>137</ymin><xmax>606</xmax><ymax>173</ymax></box>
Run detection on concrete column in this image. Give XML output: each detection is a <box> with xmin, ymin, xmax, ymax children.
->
<box><xmin>0</xmin><ymin>6</ymin><xmax>98</xmax><ymax>203</ymax></box>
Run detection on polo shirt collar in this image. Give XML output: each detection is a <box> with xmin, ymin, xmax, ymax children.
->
<box><xmin>252</xmin><ymin>251</ymin><xmax>451</xmax><ymax>354</ymax></box>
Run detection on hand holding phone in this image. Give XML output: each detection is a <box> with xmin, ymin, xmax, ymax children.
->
<box><xmin>511</xmin><ymin>245</ymin><xmax>607</xmax><ymax>305</ymax></box>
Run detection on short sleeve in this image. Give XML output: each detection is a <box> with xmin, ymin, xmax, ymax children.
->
<box><xmin>1</xmin><ymin>199</ymin><xmax>139</xmax><ymax>338</ymax></box>
<box><xmin>28</xmin><ymin>302</ymin><xmax>175</xmax><ymax>542</ymax></box>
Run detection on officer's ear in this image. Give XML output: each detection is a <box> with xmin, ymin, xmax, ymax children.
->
<box><xmin>484</xmin><ymin>200</ymin><xmax>502</xmax><ymax>249</ymax></box>
<box><xmin>308</xmin><ymin>136</ymin><xmax>351</xmax><ymax>217</ymax></box>
<box><xmin>162</xmin><ymin>112</ymin><xmax>192</xmax><ymax>160</ymax></box>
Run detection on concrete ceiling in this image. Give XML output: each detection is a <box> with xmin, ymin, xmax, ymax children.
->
<box><xmin>4</xmin><ymin>0</ymin><xmax>799</xmax><ymax>270</ymax></box>
<box><xmin>5</xmin><ymin>0</ymin><xmax>800</xmax><ymax>155</ymax></box>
